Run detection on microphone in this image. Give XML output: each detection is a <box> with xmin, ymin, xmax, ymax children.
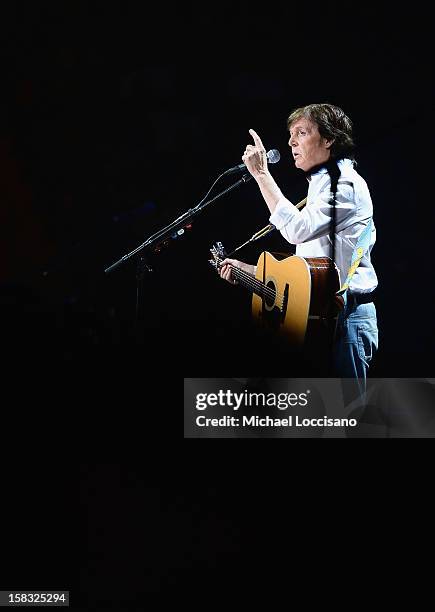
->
<box><xmin>224</xmin><ymin>149</ymin><xmax>281</xmax><ymax>175</ymax></box>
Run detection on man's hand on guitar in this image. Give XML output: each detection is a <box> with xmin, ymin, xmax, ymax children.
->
<box><xmin>219</xmin><ymin>259</ymin><xmax>256</xmax><ymax>285</ymax></box>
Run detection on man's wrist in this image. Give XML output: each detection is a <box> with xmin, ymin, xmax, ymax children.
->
<box><xmin>255</xmin><ymin>170</ymin><xmax>273</xmax><ymax>183</ymax></box>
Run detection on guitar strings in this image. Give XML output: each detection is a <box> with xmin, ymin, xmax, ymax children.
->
<box><xmin>216</xmin><ymin>260</ymin><xmax>276</xmax><ymax>297</ymax></box>
<box><xmin>223</xmin><ymin>262</ymin><xmax>284</xmax><ymax>304</ymax></box>
<box><xmin>213</xmin><ymin>254</ymin><xmax>281</xmax><ymax>301</ymax></box>
<box><xmin>230</xmin><ymin>266</ymin><xmax>275</xmax><ymax>296</ymax></box>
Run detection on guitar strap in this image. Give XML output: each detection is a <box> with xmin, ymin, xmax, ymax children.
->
<box><xmin>307</xmin><ymin>161</ymin><xmax>373</xmax><ymax>300</ymax></box>
<box><xmin>336</xmin><ymin>218</ymin><xmax>373</xmax><ymax>296</ymax></box>
<box><xmin>324</xmin><ymin>160</ymin><xmax>341</xmax><ymax>274</ymax></box>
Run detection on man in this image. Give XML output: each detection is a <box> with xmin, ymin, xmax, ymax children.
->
<box><xmin>219</xmin><ymin>103</ymin><xmax>378</xmax><ymax>384</ymax></box>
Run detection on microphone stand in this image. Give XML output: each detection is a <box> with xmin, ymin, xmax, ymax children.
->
<box><xmin>104</xmin><ymin>172</ymin><xmax>253</xmax><ymax>335</ymax></box>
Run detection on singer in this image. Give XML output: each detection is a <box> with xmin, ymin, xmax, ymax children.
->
<box><xmin>219</xmin><ymin>103</ymin><xmax>378</xmax><ymax>387</ymax></box>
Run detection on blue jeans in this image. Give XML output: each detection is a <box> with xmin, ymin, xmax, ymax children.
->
<box><xmin>333</xmin><ymin>297</ymin><xmax>378</xmax><ymax>394</ymax></box>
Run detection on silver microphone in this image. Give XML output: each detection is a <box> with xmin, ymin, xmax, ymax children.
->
<box><xmin>225</xmin><ymin>148</ymin><xmax>281</xmax><ymax>175</ymax></box>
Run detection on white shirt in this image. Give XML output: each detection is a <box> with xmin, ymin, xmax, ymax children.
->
<box><xmin>269</xmin><ymin>158</ymin><xmax>378</xmax><ymax>294</ymax></box>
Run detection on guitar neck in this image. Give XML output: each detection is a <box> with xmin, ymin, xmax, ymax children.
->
<box><xmin>228</xmin><ymin>264</ymin><xmax>267</xmax><ymax>299</ymax></box>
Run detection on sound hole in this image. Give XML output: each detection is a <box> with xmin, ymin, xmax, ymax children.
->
<box><xmin>264</xmin><ymin>281</ymin><xmax>276</xmax><ymax>308</ymax></box>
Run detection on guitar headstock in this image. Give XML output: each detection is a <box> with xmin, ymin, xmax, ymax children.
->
<box><xmin>209</xmin><ymin>241</ymin><xmax>227</xmax><ymax>271</ymax></box>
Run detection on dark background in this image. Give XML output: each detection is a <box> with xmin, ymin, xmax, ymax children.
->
<box><xmin>1</xmin><ymin>2</ymin><xmax>433</xmax><ymax>605</ymax></box>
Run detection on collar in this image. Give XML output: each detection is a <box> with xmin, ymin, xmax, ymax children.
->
<box><xmin>305</xmin><ymin>158</ymin><xmax>353</xmax><ymax>181</ymax></box>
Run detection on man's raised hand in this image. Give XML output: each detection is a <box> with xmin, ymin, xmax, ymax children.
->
<box><xmin>242</xmin><ymin>129</ymin><xmax>268</xmax><ymax>177</ymax></box>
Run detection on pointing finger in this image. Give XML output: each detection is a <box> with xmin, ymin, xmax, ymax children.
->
<box><xmin>249</xmin><ymin>129</ymin><xmax>265</xmax><ymax>150</ymax></box>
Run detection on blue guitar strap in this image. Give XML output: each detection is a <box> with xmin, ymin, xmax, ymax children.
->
<box><xmin>336</xmin><ymin>218</ymin><xmax>373</xmax><ymax>297</ymax></box>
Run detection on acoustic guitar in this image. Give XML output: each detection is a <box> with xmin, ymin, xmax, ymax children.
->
<box><xmin>210</xmin><ymin>243</ymin><xmax>341</xmax><ymax>345</ymax></box>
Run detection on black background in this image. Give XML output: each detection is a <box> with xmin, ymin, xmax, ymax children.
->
<box><xmin>1</xmin><ymin>2</ymin><xmax>433</xmax><ymax>605</ymax></box>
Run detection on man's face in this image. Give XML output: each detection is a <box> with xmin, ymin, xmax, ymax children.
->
<box><xmin>288</xmin><ymin>117</ymin><xmax>332</xmax><ymax>171</ymax></box>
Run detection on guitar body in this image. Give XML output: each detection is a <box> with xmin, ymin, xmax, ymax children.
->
<box><xmin>209</xmin><ymin>243</ymin><xmax>340</xmax><ymax>349</ymax></box>
<box><xmin>252</xmin><ymin>252</ymin><xmax>340</xmax><ymax>345</ymax></box>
